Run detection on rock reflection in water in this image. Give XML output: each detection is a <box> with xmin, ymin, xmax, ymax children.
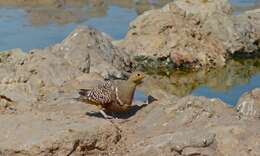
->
<box><xmin>0</xmin><ymin>0</ymin><xmax>172</xmax><ymax>26</ymax></box>
<box><xmin>140</xmin><ymin>59</ymin><xmax>260</xmax><ymax>106</ymax></box>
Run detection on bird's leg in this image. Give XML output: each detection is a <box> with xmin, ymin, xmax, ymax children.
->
<box><xmin>111</xmin><ymin>112</ymin><xmax>118</xmax><ymax>118</ymax></box>
<box><xmin>99</xmin><ymin>110</ymin><xmax>114</xmax><ymax>119</ymax></box>
<box><xmin>97</xmin><ymin>105</ymin><xmax>113</xmax><ymax>119</ymax></box>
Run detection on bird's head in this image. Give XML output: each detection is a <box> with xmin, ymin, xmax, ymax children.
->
<box><xmin>127</xmin><ymin>71</ymin><xmax>145</xmax><ymax>85</ymax></box>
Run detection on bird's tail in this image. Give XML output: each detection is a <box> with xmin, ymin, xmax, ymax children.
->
<box><xmin>73</xmin><ymin>89</ymin><xmax>90</xmax><ymax>101</ymax></box>
<box><xmin>78</xmin><ymin>89</ymin><xmax>90</xmax><ymax>96</ymax></box>
<box><xmin>73</xmin><ymin>89</ymin><xmax>99</xmax><ymax>106</ymax></box>
<box><xmin>73</xmin><ymin>97</ymin><xmax>83</xmax><ymax>102</ymax></box>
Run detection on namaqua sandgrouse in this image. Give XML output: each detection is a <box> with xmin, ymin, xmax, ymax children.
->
<box><xmin>76</xmin><ymin>71</ymin><xmax>145</xmax><ymax>119</ymax></box>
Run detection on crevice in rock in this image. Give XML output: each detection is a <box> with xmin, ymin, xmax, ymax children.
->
<box><xmin>66</xmin><ymin>139</ymin><xmax>80</xmax><ymax>156</ymax></box>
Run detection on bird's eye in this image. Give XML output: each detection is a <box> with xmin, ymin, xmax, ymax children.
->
<box><xmin>137</xmin><ymin>73</ymin><xmax>140</xmax><ymax>76</ymax></box>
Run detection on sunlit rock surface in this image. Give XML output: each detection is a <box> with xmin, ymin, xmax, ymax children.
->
<box><xmin>236</xmin><ymin>88</ymin><xmax>260</xmax><ymax>119</ymax></box>
<box><xmin>115</xmin><ymin>0</ymin><xmax>260</xmax><ymax>69</ymax></box>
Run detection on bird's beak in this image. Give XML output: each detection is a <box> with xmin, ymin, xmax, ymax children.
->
<box><xmin>135</xmin><ymin>81</ymin><xmax>142</xmax><ymax>85</ymax></box>
<box><xmin>136</xmin><ymin>77</ymin><xmax>145</xmax><ymax>84</ymax></box>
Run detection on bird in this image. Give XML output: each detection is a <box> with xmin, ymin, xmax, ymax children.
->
<box><xmin>75</xmin><ymin>71</ymin><xmax>145</xmax><ymax>119</ymax></box>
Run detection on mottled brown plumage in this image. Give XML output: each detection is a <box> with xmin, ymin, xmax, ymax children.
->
<box><xmin>76</xmin><ymin>71</ymin><xmax>145</xmax><ymax>119</ymax></box>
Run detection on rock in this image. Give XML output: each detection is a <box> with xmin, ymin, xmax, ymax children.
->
<box><xmin>0</xmin><ymin>111</ymin><xmax>121</xmax><ymax>156</ymax></box>
<box><xmin>0</xmin><ymin>69</ymin><xmax>123</xmax><ymax>155</ymax></box>
<box><xmin>142</xmin><ymin>130</ymin><xmax>215</xmax><ymax>152</ymax></box>
<box><xmin>58</xmin><ymin>26</ymin><xmax>131</xmax><ymax>78</ymax></box>
<box><xmin>0</xmin><ymin>49</ymin><xmax>25</xmax><ymax>63</ymax></box>
<box><xmin>0</xmin><ymin>26</ymin><xmax>132</xmax><ymax>155</ymax></box>
<box><xmin>0</xmin><ymin>26</ymin><xmax>134</xmax><ymax>113</ymax></box>
<box><xmin>117</xmin><ymin>95</ymin><xmax>260</xmax><ymax>156</ymax></box>
<box><xmin>182</xmin><ymin>147</ymin><xmax>216</xmax><ymax>156</ymax></box>
<box><xmin>236</xmin><ymin>88</ymin><xmax>260</xmax><ymax>119</ymax></box>
<box><xmin>0</xmin><ymin>95</ymin><xmax>16</xmax><ymax>114</ymax></box>
<box><xmin>0</xmin><ymin>70</ymin><xmax>259</xmax><ymax>156</ymax></box>
<box><xmin>115</xmin><ymin>0</ymin><xmax>260</xmax><ymax>69</ymax></box>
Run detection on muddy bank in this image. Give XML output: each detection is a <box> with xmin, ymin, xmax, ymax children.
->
<box><xmin>115</xmin><ymin>0</ymin><xmax>260</xmax><ymax>70</ymax></box>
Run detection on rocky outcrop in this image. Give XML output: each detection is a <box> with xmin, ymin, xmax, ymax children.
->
<box><xmin>54</xmin><ymin>26</ymin><xmax>131</xmax><ymax>78</ymax></box>
<box><xmin>118</xmin><ymin>95</ymin><xmax>260</xmax><ymax>156</ymax></box>
<box><xmin>1</xmin><ymin>80</ymin><xmax>260</xmax><ymax>156</ymax></box>
<box><xmin>0</xmin><ymin>26</ymin><xmax>131</xmax><ymax>109</ymax></box>
<box><xmin>0</xmin><ymin>26</ymin><xmax>132</xmax><ymax>156</ymax></box>
<box><xmin>236</xmin><ymin>88</ymin><xmax>260</xmax><ymax>119</ymax></box>
<box><xmin>115</xmin><ymin>0</ymin><xmax>260</xmax><ymax>69</ymax></box>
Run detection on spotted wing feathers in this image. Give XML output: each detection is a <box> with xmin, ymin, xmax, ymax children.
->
<box><xmin>78</xmin><ymin>81</ymin><xmax>115</xmax><ymax>105</ymax></box>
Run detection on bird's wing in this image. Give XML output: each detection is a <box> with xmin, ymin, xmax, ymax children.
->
<box><xmin>78</xmin><ymin>81</ymin><xmax>115</xmax><ymax>105</ymax></box>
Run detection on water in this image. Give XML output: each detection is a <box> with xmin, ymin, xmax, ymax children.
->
<box><xmin>140</xmin><ymin>59</ymin><xmax>260</xmax><ymax>106</ymax></box>
<box><xmin>0</xmin><ymin>8</ymin><xmax>76</xmax><ymax>51</ymax></box>
<box><xmin>191</xmin><ymin>59</ymin><xmax>260</xmax><ymax>106</ymax></box>
<box><xmin>0</xmin><ymin>0</ymin><xmax>168</xmax><ymax>51</ymax></box>
<box><xmin>86</xmin><ymin>6</ymin><xmax>137</xmax><ymax>39</ymax></box>
<box><xmin>0</xmin><ymin>0</ymin><xmax>259</xmax><ymax>106</ymax></box>
<box><xmin>231</xmin><ymin>0</ymin><xmax>260</xmax><ymax>14</ymax></box>
<box><xmin>0</xmin><ymin>6</ymin><xmax>137</xmax><ymax>51</ymax></box>
<box><xmin>192</xmin><ymin>74</ymin><xmax>260</xmax><ymax>106</ymax></box>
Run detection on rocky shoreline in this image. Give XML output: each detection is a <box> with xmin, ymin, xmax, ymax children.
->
<box><xmin>115</xmin><ymin>0</ymin><xmax>260</xmax><ymax>70</ymax></box>
<box><xmin>0</xmin><ymin>0</ymin><xmax>260</xmax><ymax>156</ymax></box>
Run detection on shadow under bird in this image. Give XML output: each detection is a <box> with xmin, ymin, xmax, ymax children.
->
<box><xmin>75</xmin><ymin>71</ymin><xmax>145</xmax><ymax>119</ymax></box>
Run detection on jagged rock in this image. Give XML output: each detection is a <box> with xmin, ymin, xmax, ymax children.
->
<box><xmin>58</xmin><ymin>26</ymin><xmax>131</xmax><ymax>78</ymax></box>
<box><xmin>182</xmin><ymin>147</ymin><xmax>216</xmax><ymax>156</ymax></box>
<box><xmin>0</xmin><ymin>26</ymin><xmax>130</xmax><ymax>155</ymax></box>
<box><xmin>118</xmin><ymin>95</ymin><xmax>260</xmax><ymax>156</ymax></box>
<box><xmin>0</xmin><ymin>111</ymin><xmax>121</xmax><ymax>156</ymax></box>
<box><xmin>39</xmin><ymin>26</ymin><xmax>131</xmax><ymax>79</ymax></box>
<box><xmin>236</xmin><ymin>88</ymin><xmax>260</xmax><ymax>119</ymax></box>
<box><xmin>115</xmin><ymin>0</ymin><xmax>260</xmax><ymax>69</ymax></box>
<box><xmin>137</xmin><ymin>130</ymin><xmax>215</xmax><ymax>152</ymax></box>
<box><xmin>0</xmin><ymin>26</ymin><xmax>132</xmax><ymax>111</ymax></box>
<box><xmin>0</xmin><ymin>95</ymin><xmax>16</xmax><ymax>114</ymax></box>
